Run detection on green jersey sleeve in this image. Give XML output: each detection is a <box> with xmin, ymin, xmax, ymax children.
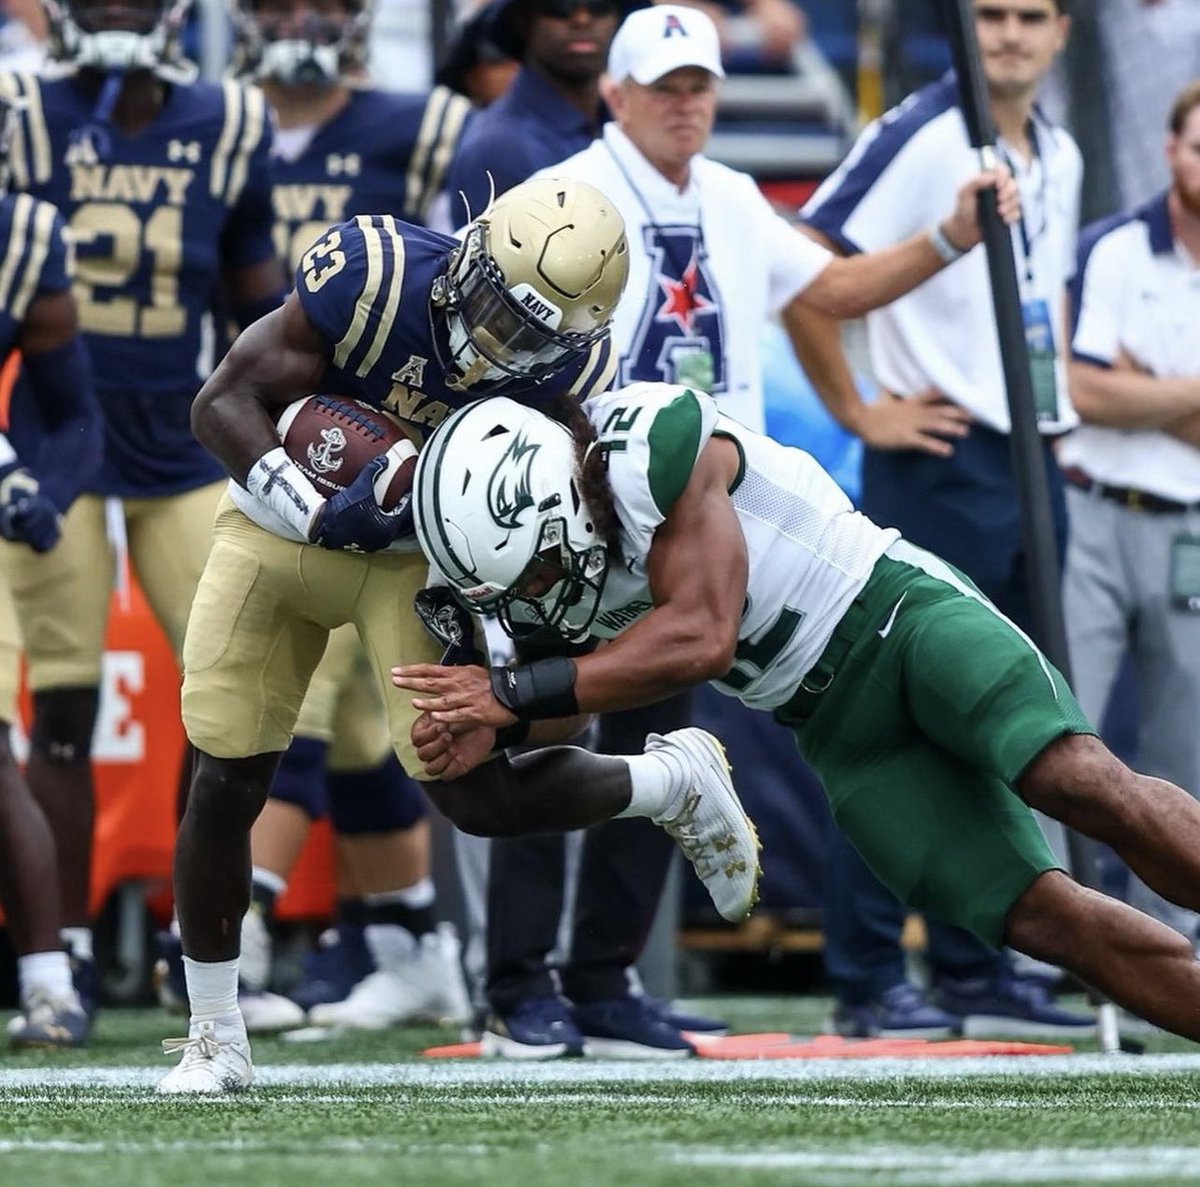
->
<box><xmin>586</xmin><ymin>382</ymin><xmax>718</xmax><ymax>560</ymax></box>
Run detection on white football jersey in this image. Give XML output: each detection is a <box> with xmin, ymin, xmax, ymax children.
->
<box><xmin>585</xmin><ymin>383</ymin><xmax>897</xmax><ymax>710</ymax></box>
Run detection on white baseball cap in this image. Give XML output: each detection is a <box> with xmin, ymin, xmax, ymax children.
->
<box><xmin>606</xmin><ymin>4</ymin><xmax>725</xmax><ymax>85</ymax></box>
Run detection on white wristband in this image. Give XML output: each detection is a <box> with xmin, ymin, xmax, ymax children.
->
<box><xmin>929</xmin><ymin>223</ymin><xmax>967</xmax><ymax>265</ymax></box>
<box><xmin>245</xmin><ymin>446</ymin><xmax>325</xmax><ymax>541</ymax></box>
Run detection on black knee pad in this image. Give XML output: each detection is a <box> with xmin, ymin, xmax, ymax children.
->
<box><xmin>29</xmin><ymin>687</ymin><xmax>99</xmax><ymax>764</ymax></box>
<box><xmin>328</xmin><ymin>756</ymin><xmax>427</xmax><ymax>835</ymax></box>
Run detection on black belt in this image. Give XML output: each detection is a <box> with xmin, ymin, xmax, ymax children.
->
<box><xmin>1062</xmin><ymin>466</ymin><xmax>1199</xmax><ymax>515</ymax></box>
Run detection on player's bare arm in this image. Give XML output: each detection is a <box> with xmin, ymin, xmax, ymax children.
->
<box><xmin>190</xmin><ymin>293</ymin><xmax>329</xmax><ymax>483</ymax></box>
<box><xmin>18</xmin><ymin>289</ymin><xmax>77</xmax><ymax>355</ymax></box>
<box><xmin>801</xmin><ymin>167</ymin><xmax>1018</xmax><ymax>318</ymax></box>
<box><xmin>394</xmin><ymin>435</ymin><xmax>747</xmax><ymax>730</ymax></box>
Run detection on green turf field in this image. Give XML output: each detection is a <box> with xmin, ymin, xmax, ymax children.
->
<box><xmin>2</xmin><ymin>997</ymin><xmax>1198</xmax><ymax>1187</ymax></box>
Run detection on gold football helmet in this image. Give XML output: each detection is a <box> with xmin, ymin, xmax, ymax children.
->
<box><xmin>434</xmin><ymin>176</ymin><xmax>629</xmax><ymax>389</ymax></box>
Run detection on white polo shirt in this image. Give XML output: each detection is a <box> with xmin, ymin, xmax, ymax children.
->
<box><xmin>534</xmin><ymin>122</ymin><xmax>832</xmax><ymax>433</ymax></box>
<box><xmin>800</xmin><ymin>72</ymin><xmax>1083</xmax><ymax>436</ymax></box>
<box><xmin>1059</xmin><ymin>193</ymin><xmax>1200</xmax><ymax>503</ymax></box>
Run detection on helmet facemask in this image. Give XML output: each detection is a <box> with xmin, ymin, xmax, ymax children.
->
<box><xmin>233</xmin><ymin>0</ymin><xmax>370</xmax><ymax>85</ymax></box>
<box><xmin>436</xmin><ymin>221</ymin><xmax>604</xmax><ymax>390</ymax></box>
<box><xmin>45</xmin><ymin>0</ymin><xmax>193</xmax><ymax>73</ymax></box>
<box><xmin>476</xmin><ymin>512</ymin><xmax>610</xmax><ymax>642</ymax></box>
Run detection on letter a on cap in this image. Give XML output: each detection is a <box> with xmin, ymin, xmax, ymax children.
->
<box><xmin>663</xmin><ymin>11</ymin><xmax>688</xmax><ymax>37</ymax></box>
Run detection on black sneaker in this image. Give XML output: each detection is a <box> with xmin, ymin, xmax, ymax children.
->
<box><xmin>829</xmin><ymin>982</ymin><xmax>959</xmax><ymax>1039</ymax></box>
<box><xmin>573</xmin><ymin>994</ymin><xmax>696</xmax><ymax>1059</ymax></box>
<box><xmin>481</xmin><ymin>995</ymin><xmax>584</xmax><ymax>1059</ymax></box>
<box><xmin>936</xmin><ymin>969</ymin><xmax>1095</xmax><ymax>1038</ymax></box>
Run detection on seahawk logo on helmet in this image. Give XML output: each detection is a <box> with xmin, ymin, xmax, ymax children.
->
<box><xmin>487</xmin><ymin>433</ymin><xmax>539</xmax><ymax>530</ymax></box>
<box><xmin>432</xmin><ymin>176</ymin><xmax>629</xmax><ymax>391</ymax></box>
<box><xmin>414</xmin><ymin>398</ymin><xmax>609</xmax><ymax>641</ymax></box>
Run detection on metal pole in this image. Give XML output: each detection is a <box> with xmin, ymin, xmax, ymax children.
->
<box><xmin>939</xmin><ymin>0</ymin><xmax>1124</xmax><ymax>1055</ymax></box>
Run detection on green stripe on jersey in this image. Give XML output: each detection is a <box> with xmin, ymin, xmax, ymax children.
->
<box><xmin>647</xmin><ymin>389</ymin><xmax>703</xmax><ymax>516</ymax></box>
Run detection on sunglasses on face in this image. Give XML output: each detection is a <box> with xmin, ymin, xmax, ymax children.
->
<box><xmin>975</xmin><ymin>5</ymin><xmax>1054</xmax><ymax>25</ymax></box>
<box><xmin>531</xmin><ymin>0</ymin><xmax>619</xmax><ymax>19</ymax></box>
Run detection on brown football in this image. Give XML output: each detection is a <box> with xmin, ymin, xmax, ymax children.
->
<box><xmin>274</xmin><ymin>395</ymin><xmax>417</xmax><ymax>511</ymax></box>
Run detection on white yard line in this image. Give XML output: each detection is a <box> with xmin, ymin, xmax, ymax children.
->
<box><xmin>2</xmin><ymin>1052</ymin><xmax>1200</xmax><ymax>1091</ymax></box>
<box><xmin>670</xmin><ymin>1145</ymin><xmax>1200</xmax><ymax>1184</ymax></box>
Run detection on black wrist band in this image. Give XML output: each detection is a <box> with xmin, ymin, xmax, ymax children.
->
<box><xmin>493</xmin><ymin>720</ymin><xmax>531</xmax><ymax>751</ymax></box>
<box><xmin>490</xmin><ymin>657</ymin><xmax>579</xmax><ymax>720</ymax></box>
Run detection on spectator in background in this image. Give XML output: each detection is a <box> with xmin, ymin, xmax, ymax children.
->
<box><xmin>435</xmin><ymin>1</ymin><xmax>519</xmax><ymax>107</ymax></box>
<box><xmin>1096</xmin><ymin>0</ymin><xmax>1200</xmax><ymax>209</ymax></box>
<box><xmin>0</xmin><ymin>0</ymin><xmax>46</xmax><ymax>70</ymax></box>
<box><xmin>1060</xmin><ymin>79</ymin><xmax>1200</xmax><ymax>945</ymax></box>
<box><xmin>443</xmin><ymin>0</ymin><xmax>643</xmax><ymax>220</ymax></box>
<box><xmin>673</xmin><ymin>0</ymin><xmax>806</xmax><ymax>74</ymax></box>
<box><xmin>792</xmin><ymin>0</ymin><xmax>1093</xmax><ymax>1041</ymax></box>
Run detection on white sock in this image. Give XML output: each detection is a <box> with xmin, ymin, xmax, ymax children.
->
<box><xmin>18</xmin><ymin>950</ymin><xmax>73</xmax><ymax>1004</ymax></box>
<box><xmin>250</xmin><ymin>866</ymin><xmax>287</xmax><ymax>897</ymax></box>
<box><xmin>365</xmin><ymin>923</ymin><xmax>417</xmax><ymax>971</ymax></box>
<box><xmin>60</xmin><ymin>927</ymin><xmax>93</xmax><ymax>962</ymax></box>
<box><xmin>183</xmin><ymin>956</ymin><xmax>240</xmax><ymax>1024</ymax></box>
<box><xmin>365</xmin><ymin>877</ymin><xmax>435</xmax><ymax>910</ymax></box>
<box><xmin>616</xmin><ymin>750</ymin><xmax>685</xmax><ymax>820</ymax></box>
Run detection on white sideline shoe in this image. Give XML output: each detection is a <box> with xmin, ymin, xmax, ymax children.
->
<box><xmin>238</xmin><ymin>987</ymin><xmax>306</xmax><ymax>1033</ymax></box>
<box><xmin>239</xmin><ymin>906</ymin><xmax>273</xmax><ymax>991</ymax></box>
<box><xmin>646</xmin><ymin>728</ymin><xmax>761</xmax><ymax>923</ymax></box>
<box><xmin>158</xmin><ymin>1017</ymin><xmax>253</xmax><ymax>1095</ymax></box>
<box><xmin>308</xmin><ymin>924</ymin><xmax>472</xmax><ymax>1030</ymax></box>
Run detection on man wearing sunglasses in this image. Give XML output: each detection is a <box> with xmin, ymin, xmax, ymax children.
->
<box><xmin>443</xmin><ymin>0</ymin><xmax>642</xmax><ymax>222</ymax></box>
<box><xmin>792</xmin><ymin>0</ymin><xmax>1090</xmax><ymax>1042</ymax></box>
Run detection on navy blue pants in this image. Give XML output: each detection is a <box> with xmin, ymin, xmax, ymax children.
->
<box><xmin>486</xmin><ymin>692</ymin><xmax>692</xmax><ymax>1012</ymax></box>
<box><xmin>823</xmin><ymin>423</ymin><xmax>1068</xmax><ymax>1002</ymax></box>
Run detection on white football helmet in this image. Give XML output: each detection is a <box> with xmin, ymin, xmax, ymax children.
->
<box><xmin>414</xmin><ymin>398</ymin><xmax>609</xmax><ymax>641</ymax></box>
<box><xmin>231</xmin><ymin>0</ymin><xmax>372</xmax><ymax>85</ymax></box>
<box><xmin>432</xmin><ymin>176</ymin><xmax>628</xmax><ymax>391</ymax></box>
<box><xmin>42</xmin><ymin>0</ymin><xmax>195</xmax><ymax>75</ymax></box>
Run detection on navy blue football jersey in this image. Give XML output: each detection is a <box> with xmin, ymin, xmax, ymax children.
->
<box><xmin>295</xmin><ymin>215</ymin><xmax>616</xmax><ymax>440</ymax></box>
<box><xmin>0</xmin><ymin>191</ymin><xmax>72</xmax><ymax>358</ymax></box>
<box><xmin>270</xmin><ymin>85</ymin><xmax>473</xmax><ymax>271</ymax></box>
<box><xmin>0</xmin><ymin>72</ymin><xmax>277</xmax><ymax>496</ymax></box>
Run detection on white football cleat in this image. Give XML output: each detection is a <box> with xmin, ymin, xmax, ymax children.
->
<box><xmin>646</xmin><ymin>728</ymin><xmax>761</xmax><ymax>923</ymax></box>
<box><xmin>158</xmin><ymin>1017</ymin><xmax>253</xmax><ymax>1095</ymax></box>
<box><xmin>307</xmin><ymin>924</ymin><xmax>471</xmax><ymax>1030</ymax></box>
<box><xmin>238</xmin><ymin>986</ymin><xmax>306</xmax><ymax>1033</ymax></box>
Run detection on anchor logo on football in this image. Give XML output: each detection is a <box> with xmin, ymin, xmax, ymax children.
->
<box><xmin>307</xmin><ymin>426</ymin><xmax>347</xmax><ymax>474</ymax></box>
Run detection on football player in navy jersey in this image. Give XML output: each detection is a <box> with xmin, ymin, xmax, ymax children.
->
<box><xmin>0</xmin><ymin>96</ymin><xmax>103</xmax><ymax>1047</ymax></box>
<box><xmin>0</xmin><ymin>0</ymin><xmax>286</xmax><ymax>1006</ymax></box>
<box><xmin>224</xmin><ymin>0</ymin><xmax>476</xmax><ymax>1031</ymax></box>
<box><xmin>159</xmin><ymin>175</ymin><xmax>643</xmax><ymax>1092</ymax></box>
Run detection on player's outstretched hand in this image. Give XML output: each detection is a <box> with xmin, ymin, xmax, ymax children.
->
<box><xmin>310</xmin><ymin>455</ymin><xmax>413</xmax><ymax>552</ymax></box>
<box><xmin>412</xmin><ymin>711</ymin><xmax>502</xmax><ymax>780</ymax></box>
<box><xmin>394</xmin><ymin>661</ymin><xmax>516</xmax><ymax>732</ymax></box>
<box><xmin>0</xmin><ymin>466</ymin><xmax>61</xmax><ymax>553</ymax></box>
<box><xmin>857</xmin><ymin>387</ymin><xmax>972</xmax><ymax>456</ymax></box>
<box><xmin>940</xmin><ymin>165</ymin><xmax>1020</xmax><ymax>253</ymax></box>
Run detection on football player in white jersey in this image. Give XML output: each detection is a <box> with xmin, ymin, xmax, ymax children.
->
<box><xmin>396</xmin><ymin>382</ymin><xmax>1200</xmax><ymax>1045</ymax></box>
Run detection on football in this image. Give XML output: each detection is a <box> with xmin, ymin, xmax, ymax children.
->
<box><xmin>274</xmin><ymin>395</ymin><xmax>417</xmax><ymax>512</ymax></box>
